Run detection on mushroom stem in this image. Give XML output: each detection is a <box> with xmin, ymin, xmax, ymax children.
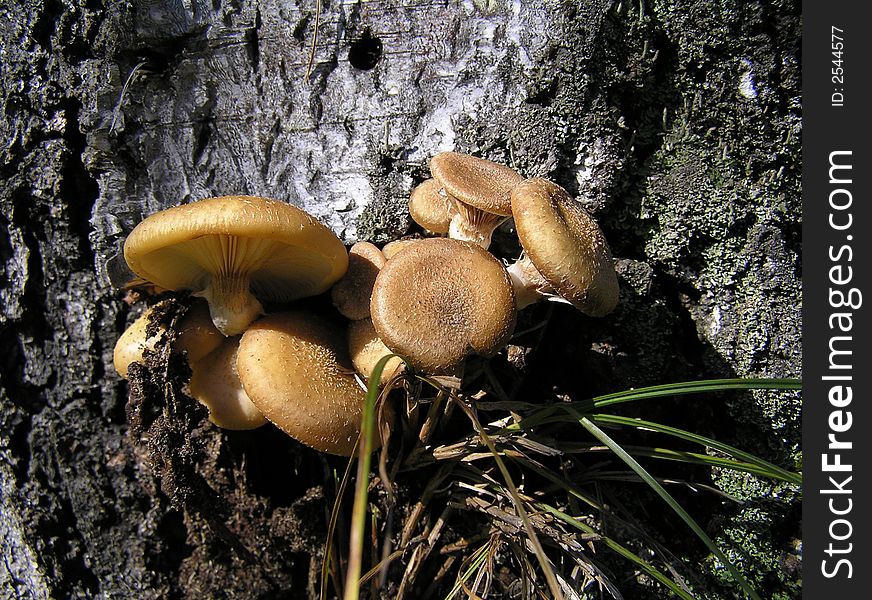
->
<box><xmin>506</xmin><ymin>256</ymin><xmax>553</xmax><ymax>310</ymax></box>
<box><xmin>447</xmin><ymin>207</ymin><xmax>507</xmax><ymax>249</ymax></box>
<box><xmin>196</xmin><ymin>275</ymin><xmax>264</xmax><ymax>336</ymax></box>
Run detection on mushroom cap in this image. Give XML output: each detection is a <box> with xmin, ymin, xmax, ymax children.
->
<box><xmin>510</xmin><ymin>178</ymin><xmax>619</xmax><ymax>317</ymax></box>
<box><xmin>123</xmin><ymin>195</ymin><xmax>349</xmax><ymax>303</ymax></box>
<box><xmin>348</xmin><ymin>318</ymin><xmax>405</xmax><ymax>386</ymax></box>
<box><xmin>381</xmin><ymin>238</ymin><xmax>422</xmax><ymax>260</ymax></box>
<box><xmin>429</xmin><ymin>152</ymin><xmax>522</xmax><ymax>217</ymax></box>
<box><xmin>188</xmin><ymin>336</ymin><xmax>268</xmax><ymax>430</ymax></box>
<box><xmin>408</xmin><ymin>178</ymin><xmax>454</xmax><ymax>234</ymax></box>
<box><xmin>113</xmin><ymin>306</ymin><xmax>164</xmax><ymax>379</ymax></box>
<box><xmin>237</xmin><ymin>311</ymin><xmax>368</xmax><ymax>456</ymax></box>
<box><xmin>113</xmin><ymin>300</ymin><xmax>225</xmax><ymax>378</ymax></box>
<box><xmin>175</xmin><ymin>300</ymin><xmax>224</xmax><ymax>364</ymax></box>
<box><xmin>330</xmin><ymin>241</ymin><xmax>386</xmax><ymax>320</ymax></box>
<box><xmin>370</xmin><ymin>237</ymin><xmax>516</xmax><ymax>374</ymax></box>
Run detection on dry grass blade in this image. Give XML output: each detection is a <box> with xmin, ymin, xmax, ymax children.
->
<box><xmin>305</xmin><ymin>0</ymin><xmax>322</xmax><ymax>79</ymax></box>
<box><xmin>449</xmin><ymin>394</ymin><xmax>566</xmax><ymax>600</ymax></box>
<box><xmin>398</xmin><ymin>506</ymin><xmax>453</xmax><ymax>598</ymax></box>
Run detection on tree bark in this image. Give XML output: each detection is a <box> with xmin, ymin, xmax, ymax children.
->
<box><xmin>1</xmin><ymin>0</ymin><xmax>801</xmax><ymax>597</ymax></box>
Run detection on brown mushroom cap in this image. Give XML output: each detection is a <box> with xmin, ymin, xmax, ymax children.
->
<box><xmin>370</xmin><ymin>237</ymin><xmax>516</xmax><ymax>374</ymax></box>
<box><xmin>408</xmin><ymin>178</ymin><xmax>454</xmax><ymax>234</ymax></box>
<box><xmin>430</xmin><ymin>152</ymin><xmax>521</xmax><ymax>216</ymax></box>
<box><xmin>510</xmin><ymin>178</ymin><xmax>619</xmax><ymax>316</ymax></box>
<box><xmin>348</xmin><ymin>318</ymin><xmax>405</xmax><ymax>386</ymax></box>
<box><xmin>237</xmin><ymin>311</ymin><xmax>368</xmax><ymax>456</ymax></box>
<box><xmin>123</xmin><ymin>195</ymin><xmax>349</xmax><ymax>335</ymax></box>
<box><xmin>330</xmin><ymin>241</ymin><xmax>386</xmax><ymax>320</ymax></box>
<box><xmin>381</xmin><ymin>238</ymin><xmax>422</xmax><ymax>260</ymax></box>
<box><xmin>188</xmin><ymin>336</ymin><xmax>268</xmax><ymax>430</ymax></box>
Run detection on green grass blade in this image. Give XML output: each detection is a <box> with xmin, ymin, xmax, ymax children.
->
<box><xmin>590</xmin><ymin>378</ymin><xmax>801</xmax><ymax>409</ymax></box>
<box><xmin>444</xmin><ymin>540</ymin><xmax>491</xmax><ymax>600</ymax></box>
<box><xmin>570</xmin><ymin>409</ymin><xmax>762</xmax><ymax>600</ymax></box>
<box><xmin>590</xmin><ymin>413</ymin><xmax>802</xmax><ymax>485</ymax></box>
<box><xmin>508</xmin><ymin>452</ymin><xmax>696</xmax><ymax>598</ymax></box>
<box><xmin>343</xmin><ymin>355</ymin><xmax>397</xmax><ymax>600</ymax></box>
<box><xmin>320</xmin><ymin>453</ymin><xmax>358</xmax><ymax>600</ymax></box>
<box><xmin>507</xmin><ymin>378</ymin><xmax>801</xmax><ymax>431</ymax></box>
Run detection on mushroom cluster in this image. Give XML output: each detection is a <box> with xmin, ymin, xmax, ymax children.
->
<box><xmin>358</xmin><ymin>152</ymin><xmax>618</xmax><ymax>377</ymax></box>
<box><xmin>114</xmin><ymin>196</ymin><xmax>366</xmax><ymax>456</ymax></box>
<box><xmin>404</xmin><ymin>153</ymin><xmax>618</xmax><ymax>304</ymax></box>
<box><xmin>114</xmin><ymin>158</ymin><xmax>619</xmax><ymax>456</ymax></box>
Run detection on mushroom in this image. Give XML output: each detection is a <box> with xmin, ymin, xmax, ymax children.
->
<box><xmin>381</xmin><ymin>238</ymin><xmax>422</xmax><ymax>260</ymax></box>
<box><xmin>188</xmin><ymin>336</ymin><xmax>268</xmax><ymax>430</ymax></box>
<box><xmin>408</xmin><ymin>178</ymin><xmax>454</xmax><ymax>234</ymax></box>
<box><xmin>113</xmin><ymin>299</ymin><xmax>224</xmax><ymax>378</ymax></box>
<box><xmin>347</xmin><ymin>318</ymin><xmax>405</xmax><ymax>386</ymax></box>
<box><xmin>174</xmin><ymin>299</ymin><xmax>225</xmax><ymax>364</ymax></box>
<box><xmin>113</xmin><ymin>305</ymin><xmax>164</xmax><ymax>379</ymax></box>
<box><xmin>429</xmin><ymin>152</ymin><xmax>523</xmax><ymax>248</ymax></box>
<box><xmin>236</xmin><ymin>311</ymin><xmax>370</xmax><ymax>456</ymax></box>
<box><xmin>330</xmin><ymin>241</ymin><xmax>386</xmax><ymax>321</ymax></box>
<box><xmin>370</xmin><ymin>237</ymin><xmax>516</xmax><ymax>374</ymax></box>
<box><xmin>123</xmin><ymin>195</ymin><xmax>349</xmax><ymax>336</ymax></box>
<box><xmin>507</xmin><ymin>178</ymin><xmax>619</xmax><ymax>316</ymax></box>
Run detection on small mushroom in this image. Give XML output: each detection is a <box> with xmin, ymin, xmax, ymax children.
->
<box><xmin>236</xmin><ymin>311</ymin><xmax>370</xmax><ymax>456</ymax></box>
<box><xmin>113</xmin><ymin>305</ymin><xmax>164</xmax><ymax>379</ymax></box>
<box><xmin>507</xmin><ymin>178</ymin><xmax>619</xmax><ymax>316</ymax></box>
<box><xmin>174</xmin><ymin>299</ymin><xmax>225</xmax><ymax>364</ymax></box>
<box><xmin>113</xmin><ymin>299</ymin><xmax>224</xmax><ymax>378</ymax></box>
<box><xmin>430</xmin><ymin>152</ymin><xmax>523</xmax><ymax>248</ymax></box>
<box><xmin>123</xmin><ymin>195</ymin><xmax>349</xmax><ymax>336</ymax></box>
<box><xmin>408</xmin><ymin>178</ymin><xmax>454</xmax><ymax>234</ymax></box>
<box><xmin>370</xmin><ymin>237</ymin><xmax>516</xmax><ymax>374</ymax></box>
<box><xmin>381</xmin><ymin>238</ymin><xmax>422</xmax><ymax>260</ymax></box>
<box><xmin>330</xmin><ymin>241</ymin><xmax>386</xmax><ymax>321</ymax></box>
<box><xmin>188</xmin><ymin>336</ymin><xmax>268</xmax><ymax>430</ymax></box>
<box><xmin>347</xmin><ymin>318</ymin><xmax>405</xmax><ymax>386</ymax></box>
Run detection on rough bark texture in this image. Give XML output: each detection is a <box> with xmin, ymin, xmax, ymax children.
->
<box><xmin>2</xmin><ymin>0</ymin><xmax>800</xmax><ymax>598</ymax></box>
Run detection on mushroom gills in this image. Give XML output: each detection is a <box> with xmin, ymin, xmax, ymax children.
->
<box><xmin>123</xmin><ymin>196</ymin><xmax>349</xmax><ymax>336</ymax></box>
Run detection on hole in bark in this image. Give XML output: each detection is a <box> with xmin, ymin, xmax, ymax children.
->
<box><xmin>348</xmin><ymin>28</ymin><xmax>382</xmax><ymax>70</ymax></box>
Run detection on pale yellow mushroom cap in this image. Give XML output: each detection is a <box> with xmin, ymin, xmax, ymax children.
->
<box><xmin>237</xmin><ymin>311</ymin><xmax>369</xmax><ymax>456</ymax></box>
<box><xmin>123</xmin><ymin>196</ymin><xmax>349</xmax><ymax>335</ymax></box>
<box><xmin>510</xmin><ymin>178</ymin><xmax>619</xmax><ymax>317</ymax></box>
<box><xmin>113</xmin><ymin>300</ymin><xmax>225</xmax><ymax>378</ymax></box>
<box><xmin>347</xmin><ymin>318</ymin><xmax>405</xmax><ymax>386</ymax></box>
<box><xmin>113</xmin><ymin>305</ymin><xmax>164</xmax><ymax>379</ymax></box>
<box><xmin>370</xmin><ymin>237</ymin><xmax>516</xmax><ymax>374</ymax></box>
<box><xmin>408</xmin><ymin>178</ymin><xmax>454</xmax><ymax>234</ymax></box>
<box><xmin>330</xmin><ymin>241</ymin><xmax>386</xmax><ymax>321</ymax></box>
<box><xmin>188</xmin><ymin>336</ymin><xmax>268</xmax><ymax>430</ymax></box>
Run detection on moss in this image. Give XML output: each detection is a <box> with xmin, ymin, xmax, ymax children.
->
<box><xmin>355</xmin><ymin>150</ymin><xmax>414</xmax><ymax>244</ymax></box>
<box><xmin>705</xmin><ymin>504</ymin><xmax>802</xmax><ymax>599</ymax></box>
